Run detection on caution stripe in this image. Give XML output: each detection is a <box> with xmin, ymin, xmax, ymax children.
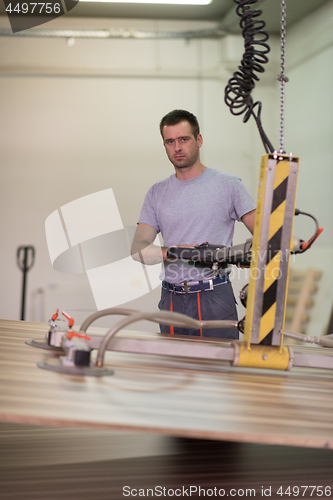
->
<box><xmin>259</xmin><ymin>161</ymin><xmax>290</xmax><ymax>345</ymax></box>
<box><xmin>263</xmin><ymin>252</ymin><xmax>281</xmax><ymax>292</ymax></box>
<box><xmin>268</xmin><ymin>200</ymin><xmax>286</xmax><ymax>241</ymax></box>
<box><xmin>262</xmin><ymin>280</ymin><xmax>278</xmax><ymax>316</ymax></box>
<box><xmin>266</xmin><ymin>226</ymin><xmax>283</xmax><ymax>265</ymax></box>
<box><xmin>271</xmin><ymin>177</ymin><xmax>288</xmax><ymax>212</ymax></box>
<box><xmin>273</xmin><ymin>160</ymin><xmax>290</xmax><ymax>189</ymax></box>
<box><xmin>259</xmin><ymin>303</ymin><xmax>276</xmax><ymax>344</ymax></box>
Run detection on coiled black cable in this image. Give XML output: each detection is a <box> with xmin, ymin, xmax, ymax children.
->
<box><xmin>224</xmin><ymin>0</ymin><xmax>274</xmax><ymax>153</ymax></box>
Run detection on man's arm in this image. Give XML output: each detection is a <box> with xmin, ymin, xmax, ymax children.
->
<box><xmin>241</xmin><ymin>209</ymin><xmax>256</xmax><ymax>234</ymax></box>
<box><xmin>131</xmin><ymin>223</ymin><xmax>197</xmax><ymax>265</ymax></box>
<box><xmin>131</xmin><ymin>223</ymin><xmax>168</xmax><ymax>265</ymax></box>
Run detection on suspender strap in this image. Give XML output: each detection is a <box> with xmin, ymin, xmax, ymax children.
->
<box><xmin>169</xmin><ymin>292</ymin><xmax>174</xmax><ymax>335</ymax></box>
<box><xmin>196</xmin><ymin>292</ymin><xmax>203</xmax><ymax>337</ymax></box>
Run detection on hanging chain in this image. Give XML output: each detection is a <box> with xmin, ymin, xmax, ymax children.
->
<box><xmin>277</xmin><ymin>0</ymin><xmax>289</xmax><ymax>154</ymax></box>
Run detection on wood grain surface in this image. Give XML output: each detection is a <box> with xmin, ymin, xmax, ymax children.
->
<box><xmin>0</xmin><ymin>429</ymin><xmax>333</xmax><ymax>500</ymax></box>
<box><xmin>1</xmin><ymin>318</ymin><xmax>333</xmax><ymax>450</ymax></box>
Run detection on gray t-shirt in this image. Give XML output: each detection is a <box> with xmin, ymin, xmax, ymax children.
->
<box><xmin>138</xmin><ymin>167</ymin><xmax>256</xmax><ymax>283</ymax></box>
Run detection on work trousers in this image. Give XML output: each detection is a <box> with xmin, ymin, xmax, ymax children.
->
<box><xmin>158</xmin><ymin>281</ymin><xmax>238</xmax><ymax>339</ymax></box>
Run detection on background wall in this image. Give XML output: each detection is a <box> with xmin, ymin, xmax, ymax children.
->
<box><xmin>282</xmin><ymin>3</ymin><xmax>333</xmax><ymax>336</ymax></box>
<box><xmin>0</xmin><ymin>1</ymin><xmax>332</xmax><ymax>335</ymax></box>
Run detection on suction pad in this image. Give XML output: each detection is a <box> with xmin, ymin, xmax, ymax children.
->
<box><xmin>37</xmin><ymin>359</ymin><xmax>114</xmax><ymax>377</ymax></box>
<box><xmin>26</xmin><ymin>339</ymin><xmax>64</xmax><ymax>352</ymax></box>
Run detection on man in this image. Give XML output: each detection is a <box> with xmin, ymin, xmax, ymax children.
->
<box><xmin>131</xmin><ymin>109</ymin><xmax>256</xmax><ymax>339</ymax></box>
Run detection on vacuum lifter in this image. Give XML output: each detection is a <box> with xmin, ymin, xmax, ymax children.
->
<box><xmin>26</xmin><ymin>154</ymin><xmax>331</xmax><ymax>376</ymax></box>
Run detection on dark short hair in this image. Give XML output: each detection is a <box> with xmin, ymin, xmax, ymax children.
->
<box><xmin>159</xmin><ymin>110</ymin><xmax>200</xmax><ymax>139</ymax></box>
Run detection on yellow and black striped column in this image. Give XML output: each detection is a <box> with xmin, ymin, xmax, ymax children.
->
<box><xmin>244</xmin><ymin>154</ymin><xmax>299</xmax><ymax>347</ymax></box>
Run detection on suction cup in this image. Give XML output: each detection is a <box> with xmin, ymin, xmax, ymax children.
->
<box><xmin>26</xmin><ymin>339</ymin><xmax>64</xmax><ymax>352</ymax></box>
<box><xmin>37</xmin><ymin>359</ymin><xmax>114</xmax><ymax>376</ymax></box>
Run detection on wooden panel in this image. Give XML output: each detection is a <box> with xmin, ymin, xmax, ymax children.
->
<box><xmin>0</xmin><ymin>433</ymin><xmax>333</xmax><ymax>500</ymax></box>
<box><xmin>1</xmin><ymin>319</ymin><xmax>333</xmax><ymax>450</ymax></box>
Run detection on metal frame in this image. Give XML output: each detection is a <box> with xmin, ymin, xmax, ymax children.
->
<box><xmin>31</xmin><ymin>333</ymin><xmax>333</xmax><ymax>375</ymax></box>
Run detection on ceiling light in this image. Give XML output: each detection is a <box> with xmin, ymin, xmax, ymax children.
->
<box><xmin>79</xmin><ymin>0</ymin><xmax>212</xmax><ymax>5</ymax></box>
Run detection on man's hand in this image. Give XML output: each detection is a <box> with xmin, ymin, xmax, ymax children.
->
<box><xmin>166</xmin><ymin>243</ymin><xmax>199</xmax><ymax>260</ymax></box>
<box><xmin>174</xmin><ymin>243</ymin><xmax>199</xmax><ymax>249</ymax></box>
<box><xmin>131</xmin><ymin>224</ymin><xmax>197</xmax><ymax>264</ymax></box>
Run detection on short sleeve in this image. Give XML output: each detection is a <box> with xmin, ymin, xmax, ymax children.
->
<box><xmin>229</xmin><ymin>177</ymin><xmax>256</xmax><ymax>221</ymax></box>
<box><xmin>138</xmin><ymin>185</ymin><xmax>161</xmax><ymax>233</ymax></box>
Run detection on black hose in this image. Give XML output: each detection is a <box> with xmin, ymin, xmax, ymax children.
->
<box><xmin>294</xmin><ymin>209</ymin><xmax>320</xmax><ymax>253</ymax></box>
<box><xmin>224</xmin><ymin>0</ymin><xmax>274</xmax><ymax>153</ymax></box>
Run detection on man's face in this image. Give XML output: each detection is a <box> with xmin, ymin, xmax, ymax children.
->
<box><xmin>162</xmin><ymin>121</ymin><xmax>203</xmax><ymax>169</ymax></box>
